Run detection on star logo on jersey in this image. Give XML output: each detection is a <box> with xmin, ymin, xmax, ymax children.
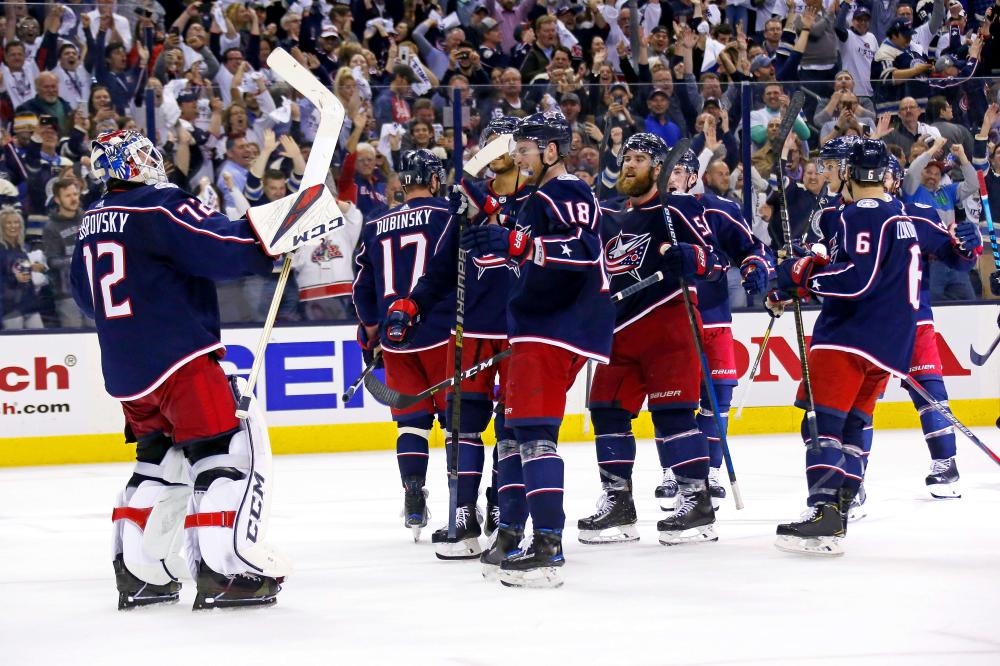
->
<box><xmin>560</xmin><ymin>243</ymin><xmax>572</xmax><ymax>256</ymax></box>
<box><xmin>604</xmin><ymin>231</ymin><xmax>652</xmax><ymax>281</ymax></box>
<box><xmin>811</xmin><ymin>278</ymin><xmax>821</xmax><ymax>291</ymax></box>
<box><xmin>473</xmin><ymin>254</ymin><xmax>519</xmax><ymax>278</ymax></box>
<box><xmin>269</xmin><ymin>183</ymin><xmax>324</xmax><ymax>247</ymax></box>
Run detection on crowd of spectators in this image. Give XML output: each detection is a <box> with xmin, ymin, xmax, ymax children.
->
<box><xmin>1</xmin><ymin>0</ymin><xmax>998</xmax><ymax>332</ymax></box>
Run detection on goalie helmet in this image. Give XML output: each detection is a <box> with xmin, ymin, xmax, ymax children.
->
<box><xmin>480</xmin><ymin>116</ymin><xmax>520</xmax><ymax>148</ymax></box>
<box><xmin>91</xmin><ymin>129</ymin><xmax>168</xmax><ymax>185</ymax></box>
<box><xmin>513</xmin><ymin>111</ymin><xmax>572</xmax><ymax>158</ymax></box>
<box><xmin>617</xmin><ymin>132</ymin><xmax>668</xmax><ymax>168</ymax></box>
<box><xmin>399</xmin><ymin>149</ymin><xmax>446</xmax><ymax>189</ymax></box>
<box><xmin>848</xmin><ymin>138</ymin><xmax>889</xmax><ymax>184</ymax></box>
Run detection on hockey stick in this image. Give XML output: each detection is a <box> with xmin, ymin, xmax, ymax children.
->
<box><xmin>978</xmin><ymin>171</ymin><xmax>1000</xmax><ymax>272</ymax></box>
<box><xmin>970</xmin><ymin>332</ymin><xmax>1000</xmax><ymax>366</ymax></box>
<box><xmin>903</xmin><ymin>374</ymin><xmax>1000</xmax><ymax>467</ymax></box>
<box><xmin>364</xmin><ymin>348</ymin><xmax>512</xmax><ymax>410</ymax></box>
<box><xmin>774</xmin><ymin>91</ymin><xmax>820</xmax><ymax>455</ymax></box>
<box><xmin>235</xmin><ymin>49</ymin><xmax>345</xmax><ymax>418</ymax></box>
<box><xmin>734</xmin><ymin>315</ymin><xmax>776</xmax><ymax>419</ymax></box>
<box><xmin>611</xmin><ymin>270</ymin><xmax>664</xmax><ymax>301</ymax></box>
<box><xmin>341</xmin><ymin>353</ymin><xmax>380</xmax><ymax>403</ymax></box>
<box><xmin>448</xmin><ymin>90</ymin><xmax>464</xmax><ymax>540</ymax></box>
<box><xmin>658</xmin><ymin>137</ymin><xmax>744</xmax><ymax>510</ymax></box>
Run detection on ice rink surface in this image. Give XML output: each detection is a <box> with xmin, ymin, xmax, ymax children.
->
<box><xmin>2</xmin><ymin>428</ymin><xmax>999</xmax><ymax>666</ymax></box>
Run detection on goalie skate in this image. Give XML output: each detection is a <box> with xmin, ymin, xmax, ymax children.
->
<box><xmin>114</xmin><ymin>554</ymin><xmax>180</xmax><ymax>610</ymax></box>
<box><xmin>774</xmin><ymin>503</ymin><xmax>845</xmax><ymax>557</ymax></box>
<box><xmin>192</xmin><ymin>561</ymin><xmax>283</xmax><ymax>610</ymax></box>
<box><xmin>577</xmin><ymin>488</ymin><xmax>639</xmax><ymax>544</ymax></box>
<box><xmin>656</xmin><ymin>487</ymin><xmax>717</xmax><ymax>546</ymax></box>
<box><xmin>655</xmin><ymin>467</ymin><xmax>680</xmax><ymax>511</ymax></box>
<box><xmin>498</xmin><ymin>530</ymin><xmax>565</xmax><ymax>589</ymax></box>
<box><xmin>925</xmin><ymin>457</ymin><xmax>961</xmax><ymax>499</ymax></box>
<box><xmin>431</xmin><ymin>504</ymin><xmax>483</xmax><ymax>560</ymax></box>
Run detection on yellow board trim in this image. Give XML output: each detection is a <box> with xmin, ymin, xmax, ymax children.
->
<box><xmin>1</xmin><ymin>398</ymin><xmax>996</xmax><ymax>468</ymax></box>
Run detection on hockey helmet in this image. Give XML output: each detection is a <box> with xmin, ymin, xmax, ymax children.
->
<box><xmin>399</xmin><ymin>149</ymin><xmax>447</xmax><ymax>189</ymax></box>
<box><xmin>91</xmin><ymin>129</ymin><xmax>168</xmax><ymax>185</ymax></box>
<box><xmin>677</xmin><ymin>148</ymin><xmax>700</xmax><ymax>174</ymax></box>
<box><xmin>617</xmin><ymin>132</ymin><xmax>668</xmax><ymax>168</ymax></box>
<box><xmin>480</xmin><ymin>116</ymin><xmax>521</xmax><ymax>148</ymax></box>
<box><xmin>819</xmin><ymin>135</ymin><xmax>861</xmax><ymax>162</ymax></box>
<box><xmin>886</xmin><ymin>154</ymin><xmax>903</xmax><ymax>181</ymax></box>
<box><xmin>513</xmin><ymin>111</ymin><xmax>572</xmax><ymax>158</ymax></box>
<box><xmin>848</xmin><ymin>138</ymin><xmax>890</xmax><ymax>183</ymax></box>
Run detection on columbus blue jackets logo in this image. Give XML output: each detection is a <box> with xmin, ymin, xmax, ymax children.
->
<box><xmin>604</xmin><ymin>231</ymin><xmax>651</xmax><ymax>281</ymax></box>
<box><xmin>310</xmin><ymin>238</ymin><xmax>343</xmax><ymax>264</ymax></box>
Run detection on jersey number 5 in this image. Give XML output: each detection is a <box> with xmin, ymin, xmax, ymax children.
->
<box><xmin>82</xmin><ymin>242</ymin><xmax>133</xmax><ymax>319</ymax></box>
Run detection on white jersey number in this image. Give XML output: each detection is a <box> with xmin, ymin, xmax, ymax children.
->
<box><xmin>907</xmin><ymin>244</ymin><xmax>922</xmax><ymax>311</ymax></box>
<box><xmin>379</xmin><ymin>232</ymin><xmax>428</xmax><ymax>298</ymax></box>
<box><xmin>81</xmin><ymin>241</ymin><xmax>133</xmax><ymax>319</ymax></box>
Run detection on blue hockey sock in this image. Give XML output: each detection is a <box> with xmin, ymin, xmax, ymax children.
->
<box><xmin>396</xmin><ymin>415</ymin><xmax>433</xmax><ymax>481</ymax></box>
<box><xmin>519</xmin><ymin>438</ymin><xmax>565</xmax><ymax>531</ymax></box>
<box><xmin>840</xmin><ymin>413</ymin><xmax>867</xmax><ymax>497</ymax></box>
<box><xmin>591</xmin><ymin>408</ymin><xmax>635</xmax><ymax>489</ymax></box>
<box><xmin>496</xmin><ymin>437</ymin><xmax>528</xmax><ymax>527</ymax></box>
<box><xmin>860</xmin><ymin>423</ymin><xmax>873</xmax><ymax>480</ymax></box>
<box><xmin>803</xmin><ymin>411</ymin><xmax>847</xmax><ymax>505</ymax></box>
<box><xmin>445</xmin><ymin>397</ymin><xmax>493</xmax><ymax>504</ymax></box>
<box><xmin>698</xmin><ymin>383</ymin><xmax>732</xmax><ymax>469</ymax></box>
<box><xmin>907</xmin><ymin>378</ymin><xmax>957</xmax><ymax>460</ymax></box>
<box><xmin>652</xmin><ymin>409</ymin><xmax>710</xmax><ymax>484</ymax></box>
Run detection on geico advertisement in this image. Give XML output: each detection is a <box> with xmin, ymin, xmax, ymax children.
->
<box><xmin>0</xmin><ymin>305</ymin><xmax>996</xmax><ymax>439</ymax></box>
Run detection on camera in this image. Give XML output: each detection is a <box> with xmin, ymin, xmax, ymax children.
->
<box><xmin>456</xmin><ymin>51</ymin><xmax>470</xmax><ymax>60</ymax></box>
<box><xmin>15</xmin><ymin>259</ymin><xmax>31</xmax><ymax>277</ymax></box>
<box><xmin>614</xmin><ymin>95</ymin><xmax>624</xmax><ymax>104</ymax></box>
<box><xmin>135</xmin><ymin>7</ymin><xmax>154</xmax><ymax>18</ymax></box>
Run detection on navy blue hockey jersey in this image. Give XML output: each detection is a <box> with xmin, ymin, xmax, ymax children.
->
<box><xmin>353</xmin><ymin>196</ymin><xmax>455</xmax><ymax>350</ymax></box>
<box><xmin>904</xmin><ymin>202</ymin><xmax>979</xmax><ymax>323</ymax></box>
<box><xmin>506</xmin><ymin>174</ymin><xmax>614</xmax><ymax>361</ymax></box>
<box><xmin>600</xmin><ymin>191</ymin><xmax>721</xmax><ymax>332</ymax></box>
<box><xmin>808</xmin><ymin>196</ymin><xmax>921</xmax><ymax>375</ymax></box>
<box><xmin>69</xmin><ymin>183</ymin><xmax>274</xmax><ymax>399</ymax></box>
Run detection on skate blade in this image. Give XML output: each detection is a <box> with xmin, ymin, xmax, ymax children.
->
<box><xmin>410</xmin><ymin>525</ymin><xmax>423</xmax><ymax>542</ymax></box>
<box><xmin>118</xmin><ymin>593</ymin><xmax>180</xmax><ymax>611</ymax></box>
<box><xmin>433</xmin><ymin>537</ymin><xmax>483</xmax><ymax>560</ymax></box>
<box><xmin>192</xmin><ymin>591</ymin><xmax>280</xmax><ymax>611</ymax></box>
<box><xmin>577</xmin><ymin>525</ymin><xmax>640</xmax><ymax>545</ymax></box>
<box><xmin>658</xmin><ymin>496</ymin><xmax>681</xmax><ymax>512</ymax></box>
<box><xmin>847</xmin><ymin>506</ymin><xmax>867</xmax><ymax>522</ymax></box>
<box><xmin>774</xmin><ymin>534</ymin><xmax>844</xmax><ymax>557</ymax></box>
<box><xmin>657</xmin><ymin>523</ymin><xmax>718</xmax><ymax>546</ymax></box>
<box><xmin>927</xmin><ymin>483</ymin><xmax>961</xmax><ymax>499</ymax></box>
<box><xmin>481</xmin><ymin>563</ymin><xmax>500</xmax><ymax>582</ymax></box>
<box><xmin>498</xmin><ymin>566</ymin><xmax>564</xmax><ymax>589</ymax></box>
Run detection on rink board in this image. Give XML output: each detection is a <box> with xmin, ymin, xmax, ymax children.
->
<box><xmin>1</xmin><ymin>304</ymin><xmax>997</xmax><ymax>466</ymax></box>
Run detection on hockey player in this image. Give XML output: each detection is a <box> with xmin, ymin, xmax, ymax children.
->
<box><xmin>463</xmin><ymin>111</ymin><xmax>614</xmax><ymax>587</ymax></box>
<box><xmin>353</xmin><ymin>149</ymin><xmax>455</xmax><ymax>541</ymax></box>
<box><xmin>385</xmin><ymin>117</ymin><xmax>525</xmax><ymax>560</ymax></box>
<box><xmin>579</xmin><ymin>134</ymin><xmax>724</xmax><ymax>547</ymax></box>
<box><xmin>651</xmin><ymin>149</ymin><xmax>773</xmax><ymax>511</ymax></box>
<box><xmin>771</xmin><ymin>139</ymin><xmax>922</xmax><ymax>556</ymax></box>
<box><xmin>70</xmin><ymin>129</ymin><xmax>288</xmax><ymax>610</ymax></box>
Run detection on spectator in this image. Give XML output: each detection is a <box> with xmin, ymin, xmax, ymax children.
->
<box><xmin>78</xmin><ymin>0</ymin><xmax>132</xmax><ymax>52</ymax></box>
<box><xmin>814</xmin><ymin>71</ymin><xmax>877</xmax><ymax>126</ymax></box>
<box><xmin>927</xmin><ymin>95</ymin><xmax>974</xmax><ymax>157</ymax></box>
<box><xmin>443</xmin><ymin>41</ymin><xmax>491</xmax><ymax>90</ymax></box>
<box><xmin>412</xmin><ymin>19</ymin><xmax>465</xmax><ymax>80</ymax></box>
<box><xmin>216</xmin><ymin>135</ymin><xmax>254</xmax><ymax>213</ymax></box>
<box><xmin>93</xmin><ymin>40</ymin><xmax>149</xmax><ymax>116</ymax></box>
<box><xmin>750</xmin><ymin>83</ymin><xmax>809</xmax><ymax>147</ymax></box>
<box><xmin>692</xmin><ymin>104</ymin><xmax>739</xmax><ymax>169</ymax></box>
<box><xmin>834</xmin><ymin>3</ymin><xmax>879</xmax><ymax>100</ymax></box>
<box><xmin>819</xmin><ymin>90</ymin><xmax>874</xmax><ymax>144</ymax></box>
<box><xmin>16</xmin><ymin>72</ymin><xmax>72</xmax><ymax>135</ymax></box>
<box><xmin>1</xmin><ymin>41</ymin><xmax>41</xmax><ymax>116</ymax></box>
<box><xmin>292</xmin><ymin>198</ymin><xmax>363</xmax><ymax>322</ymax></box>
<box><xmin>644</xmin><ymin>89</ymin><xmax>682</xmax><ymax>146</ymax></box>
<box><xmin>883</xmin><ymin>96</ymin><xmax>937</xmax><ymax>158</ymax></box>
<box><xmin>23</xmin><ymin>115</ymin><xmax>71</xmax><ymax>216</ymax></box>
<box><xmin>50</xmin><ymin>43</ymin><xmax>91</xmax><ymax>112</ymax></box>
<box><xmin>761</xmin><ymin>18</ymin><xmax>784</xmax><ymax>57</ymax></box>
<box><xmin>245</xmin><ymin>132</ymin><xmax>305</xmax><ymax>207</ymax></box>
<box><xmin>0</xmin><ymin>206</ymin><xmax>44</xmax><ymax>329</ymax></box>
<box><xmin>520</xmin><ymin>15</ymin><xmax>560</xmax><ymax>83</ymax></box>
<box><xmin>349</xmin><ymin>142</ymin><xmax>388</xmax><ymax>219</ymax></box>
<box><xmin>794</xmin><ymin>0</ymin><xmax>840</xmax><ymax>95</ymax></box>
<box><xmin>374</xmin><ymin>64</ymin><xmax>417</xmax><ymax>128</ymax></box>
<box><xmin>477</xmin><ymin>18</ymin><xmax>509</xmax><ymax>74</ymax></box>
<box><xmin>872</xmin><ymin>18</ymin><xmax>934</xmax><ymax>112</ymax></box>
<box><xmin>483</xmin><ymin>67</ymin><xmax>536</xmax><ymax>120</ymax></box>
<box><xmin>486</xmin><ymin>0</ymin><xmax>540</xmax><ymax>56</ymax></box>
<box><xmin>41</xmin><ymin>178</ymin><xmax>87</xmax><ymax>328</ymax></box>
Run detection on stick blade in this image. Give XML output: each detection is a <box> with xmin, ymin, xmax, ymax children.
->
<box><xmin>363</xmin><ymin>373</ymin><xmax>422</xmax><ymax>410</ymax></box>
<box><xmin>774</xmin><ymin>91</ymin><xmax>805</xmax><ymax>148</ymax></box>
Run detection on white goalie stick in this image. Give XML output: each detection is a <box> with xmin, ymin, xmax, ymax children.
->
<box><xmin>235</xmin><ymin>49</ymin><xmax>346</xmax><ymax>418</ymax></box>
<box><xmin>464</xmin><ymin>133</ymin><xmax>513</xmax><ymax>177</ymax></box>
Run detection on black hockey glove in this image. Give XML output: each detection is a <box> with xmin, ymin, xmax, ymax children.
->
<box><xmin>951</xmin><ymin>221</ymin><xmax>983</xmax><ymax>256</ymax></box>
<box><xmin>740</xmin><ymin>256</ymin><xmax>770</xmax><ymax>296</ymax></box>
<box><xmin>660</xmin><ymin>242</ymin><xmax>718</xmax><ymax>281</ymax></box>
<box><xmin>991</xmin><ymin>270</ymin><xmax>1000</xmax><ymax>297</ymax></box>
<box><xmin>460</xmin><ymin>224</ymin><xmax>532</xmax><ymax>264</ymax></box>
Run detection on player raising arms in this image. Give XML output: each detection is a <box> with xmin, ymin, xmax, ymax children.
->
<box><xmin>462</xmin><ymin>111</ymin><xmax>614</xmax><ymax>587</ymax></box>
<box><xmin>70</xmin><ymin>129</ymin><xmax>288</xmax><ymax>610</ymax></box>
<box><xmin>353</xmin><ymin>149</ymin><xmax>455</xmax><ymax>541</ymax></box>
<box><xmin>385</xmin><ymin>117</ymin><xmax>525</xmax><ymax>559</ymax></box>
<box><xmin>579</xmin><ymin>134</ymin><xmax>725</xmax><ymax>547</ymax></box>
<box><xmin>771</xmin><ymin>139</ymin><xmax>922</xmax><ymax>556</ymax></box>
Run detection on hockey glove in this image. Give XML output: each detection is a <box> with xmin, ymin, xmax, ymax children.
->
<box><xmin>385</xmin><ymin>298</ymin><xmax>421</xmax><ymax>346</ymax></box>
<box><xmin>660</xmin><ymin>242</ymin><xmax>717</xmax><ymax>281</ymax></box>
<box><xmin>448</xmin><ymin>184</ymin><xmax>471</xmax><ymax>217</ymax></box>
<box><xmin>460</xmin><ymin>224</ymin><xmax>532</xmax><ymax>264</ymax></box>
<box><xmin>357</xmin><ymin>323</ymin><xmax>384</xmax><ymax>368</ymax></box>
<box><xmin>764</xmin><ymin>288</ymin><xmax>789</xmax><ymax>318</ymax></box>
<box><xmin>951</xmin><ymin>221</ymin><xmax>983</xmax><ymax>256</ymax></box>
<box><xmin>991</xmin><ymin>270</ymin><xmax>1000</xmax><ymax>297</ymax></box>
<box><xmin>775</xmin><ymin>255</ymin><xmax>821</xmax><ymax>299</ymax></box>
<box><xmin>740</xmin><ymin>256</ymin><xmax>770</xmax><ymax>296</ymax></box>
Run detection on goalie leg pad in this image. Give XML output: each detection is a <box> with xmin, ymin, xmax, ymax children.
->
<box><xmin>112</xmin><ymin>435</ymin><xmax>191</xmax><ymax>590</ymax></box>
<box><xmin>184</xmin><ymin>376</ymin><xmax>291</xmax><ymax>580</ymax></box>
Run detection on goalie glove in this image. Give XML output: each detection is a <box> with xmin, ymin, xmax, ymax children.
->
<box><xmin>460</xmin><ymin>224</ymin><xmax>532</xmax><ymax>264</ymax></box>
<box><xmin>385</xmin><ymin>298</ymin><xmax>421</xmax><ymax>346</ymax></box>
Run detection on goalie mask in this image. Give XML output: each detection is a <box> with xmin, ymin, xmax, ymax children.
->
<box><xmin>91</xmin><ymin>129</ymin><xmax>168</xmax><ymax>186</ymax></box>
<box><xmin>399</xmin><ymin>149</ymin><xmax>446</xmax><ymax>193</ymax></box>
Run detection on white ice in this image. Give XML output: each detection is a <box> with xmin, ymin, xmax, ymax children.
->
<box><xmin>2</xmin><ymin>428</ymin><xmax>999</xmax><ymax>666</ymax></box>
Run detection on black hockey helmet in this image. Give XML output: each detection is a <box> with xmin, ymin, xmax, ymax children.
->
<box><xmin>480</xmin><ymin>115</ymin><xmax>520</xmax><ymax>148</ymax></box>
<box><xmin>886</xmin><ymin>154</ymin><xmax>903</xmax><ymax>181</ymax></box>
<box><xmin>617</xmin><ymin>132</ymin><xmax>668</xmax><ymax>168</ymax></box>
<box><xmin>677</xmin><ymin>148</ymin><xmax>699</xmax><ymax>174</ymax></box>
<box><xmin>848</xmin><ymin>138</ymin><xmax>889</xmax><ymax>183</ymax></box>
<box><xmin>513</xmin><ymin>111</ymin><xmax>572</xmax><ymax>158</ymax></box>
<box><xmin>819</xmin><ymin>135</ymin><xmax>860</xmax><ymax>162</ymax></box>
<box><xmin>399</xmin><ymin>149</ymin><xmax>447</xmax><ymax>188</ymax></box>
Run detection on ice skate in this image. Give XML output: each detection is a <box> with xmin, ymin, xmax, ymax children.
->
<box><xmin>657</xmin><ymin>486</ymin><xmax>717</xmax><ymax>545</ymax></box>
<box><xmin>498</xmin><ymin>529</ymin><xmax>565</xmax><ymax>589</ymax></box>
<box><xmin>114</xmin><ymin>555</ymin><xmax>181</xmax><ymax>611</ymax></box>
<box><xmin>431</xmin><ymin>503</ymin><xmax>483</xmax><ymax>560</ymax></box>
<box><xmin>191</xmin><ymin>561</ymin><xmax>283</xmax><ymax>610</ymax></box>
<box><xmin>484</xmin><ymin>487</ymin><xmax>500</xmax><ymax>537</ymax></box>
<box><xmin>480</xmin><ymin>524</ymin><xmax>524</xmax><ymax>581</ymax></box>
<box><xmin>577</xmin><ymin>487</ymin><xmax>639</xmax><ymax>544</ymax></box>
<box><xmin>708</xmin><ymin>466</ymin><xmax>726</xmax><ymax>511</ymax></box>
<box><xmin>774</xmin><ymin>503</ymin><xmax>845</xmax><ymax>557</ymax></box>
<box><xmin>655</xmin><ymin>467</ymin><xmax>679</xmax><ymax>511</ymax></box>
<box><xmin>401</xmin><ymin>476</ymin><xmax>430</xmax><ymax>541</ymax></box>
<box><xmin>925</xmin><ymin>457</ymin><xmax>961</xmax><ymax>499</ymax></box>
<box><xmin>846</xmin><ymin>484</ymin><xmax>867</xmax><ymax>522</ymax></box>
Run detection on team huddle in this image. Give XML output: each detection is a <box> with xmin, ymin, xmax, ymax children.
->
<box><xmin>72</xmin><ymin>108</ymin><xmax>985</xmax><ymax>609</ymax></box>
<box><xmin>352</xmin><ymin>110</ymin><xmax>985</xmax><ymax>586</ymax></box>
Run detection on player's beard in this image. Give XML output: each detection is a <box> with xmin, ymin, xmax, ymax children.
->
<box><xmin>491</xmin><ymin>155</ymin><xmax>516</xmax><ymax>175</ymax></box>
<box><xmin>617</xmin><ymin>169</ymin><xmax>653</xmax><ymax>197</ymax></box>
